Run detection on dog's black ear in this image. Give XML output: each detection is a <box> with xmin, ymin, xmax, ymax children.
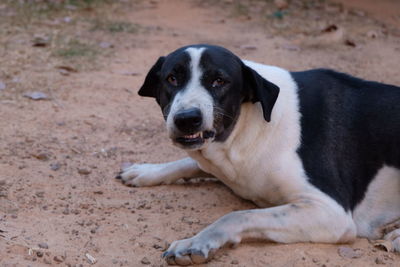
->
<box><xmin>242</xmin><ymin>63</ymin><xmax>280</xmax><ymax>122</ymax></box>
<box><xmin>138</xmin><ymin>56</ymin><xmax>166</xmax><ymax>98</ymax></box>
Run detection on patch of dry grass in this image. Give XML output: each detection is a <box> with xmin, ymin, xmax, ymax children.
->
<box><xmin>54</xmin><ymin>39</ymin><xmax>99</xmax><ymax>59</ymax></box>
<box><xmin>90</xmin><ymin>19</ymin><xmax>140</xmax><ymax>34</ymax></box>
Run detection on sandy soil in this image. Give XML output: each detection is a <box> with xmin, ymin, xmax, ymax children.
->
<box><xmin>0</xmin><ymin>0</ymin><xmax>400</xmax><ymax>266</ymax></box>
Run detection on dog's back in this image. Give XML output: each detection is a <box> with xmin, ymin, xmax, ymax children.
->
<box><xmin>292</xmin><ymin>69</ymin><xmax>400</xmax><ymax>211</ymax></box>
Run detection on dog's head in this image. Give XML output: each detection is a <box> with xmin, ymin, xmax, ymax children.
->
<box><xmin>138</xmin><ymin>44</ymin><xmax>279</xmax><ymax>150</ymax></box>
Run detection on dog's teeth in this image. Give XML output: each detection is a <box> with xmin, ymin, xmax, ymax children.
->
<box><xmin>183</xmin><ymin>132</ymin><xmax>202</xmax><ymax>139</ymax></box>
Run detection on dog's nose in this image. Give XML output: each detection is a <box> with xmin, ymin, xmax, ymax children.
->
<box><xmin>174</xmin><ymin>108</ymin><xmax>203</xmax><ymax>133</ymax></box>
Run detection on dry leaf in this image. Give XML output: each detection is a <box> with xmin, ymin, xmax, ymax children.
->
<box><xmin>322</xmin><ymin>24</ymin><xmax>338</xmax><ymax>33</ymax></box>
<box><xmin>56</xmin><ymin>65</ymin><xmax>78</xmax><ymax>73</ymax></box>
<box><xmin>32</xmin><ymin>35</ymin><xmax>50</xmax><ymax>47</ymax></box>
<box><xmin>56</xmin><ymin>65</ymin><xmax>78</xmax><ymax>76</ymax></box>
<box><xmin>32</xmin><ymin>152</ymin><xmax>50</xmax><ymax>161</ymax></box>
<box><xmin>345</xmin><ymin>39</ymin><xmax>356</xmax><ymax>47</ymax></box>
<box><xmin>372</xmin><ymin>239</ymin><xmax>394</xmax><ymax>252</ymax></box>
<box><xmin>23</xmin><ymin>92</ymin><xmax>49</xmax><ymax>100</ymax></box>
<box><xmin>239</xmin><ymin>45</ymin><xmax>257</xmax><ymax>50</ymax></box>
<box><xmin>78</xmin><ymin>168</ymin><xmax>91</xmax><ymax>175</ymax></box>
<box><xmin>116</xmin><ymin>71</ymin><xmax>140</xmax><ymax>76</ymax></box>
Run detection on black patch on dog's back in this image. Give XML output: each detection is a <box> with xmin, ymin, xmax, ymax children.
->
<box><xmin>292</xmin><ymin>69</ymin><xmax>400</xmax><ymax>211</ymax></box>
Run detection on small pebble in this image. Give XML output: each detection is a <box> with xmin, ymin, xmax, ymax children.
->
<box><xmin>231</xmin><ymin>259</ymin><xmax>239</xmax><ymax>264</ymax></box>
<box><xmin>338</xmin><ymin>246</ymin><xmax>363</xmax><ymax>259</ymax></box>
<box><xmin>99</xmin><ymin>42</ymin><xmax>113</xmax><ymax>48</ymax></box>
<box><xmin>85</xmin><ymin>253</ymin><xmax>97</xmax><ymax>264</ymax></box>
<box><xmin>62</xmin><ymin>209</ymin><xmax>70</xmax><ymax>215</ymax></box>
<box><xmin>141</xmin><ymin>257</ymin><xmax>150</xmax><ymax>265</ymax></box>
<box><xmin>38</xmin><ymin>243</ymin><xmax>49</xmax><ymax>249</ymax></box>
<box><xmin>366</xmin><ymin>30</ymin><xmax>378</xmax><ymax>39</ymax></box>
<box><xmin>35</xmin><ymin>191</ymin><xmax>45</xmax><ymax>198</ymax></box>
<box><xmin>50</xmin><ymin>162</ymin><xmax>61</xmax><ymax>171</ymax></box>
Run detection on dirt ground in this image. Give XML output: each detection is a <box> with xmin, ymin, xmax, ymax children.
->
<box><xmin>0</xmin><ymin>0</ymin><xmax>400</xmax><ymax>266</ymax></box>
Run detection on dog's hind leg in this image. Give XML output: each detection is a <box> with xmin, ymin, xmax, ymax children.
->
<box><xmin>116</xmin><ymin>157</ymin><xmax>210</xmax><ymax>187</ymax></box>
<box><xmin>353</xmin><ymin>165</ymin><xmax>400</xmax><ymax>251</ymax></box>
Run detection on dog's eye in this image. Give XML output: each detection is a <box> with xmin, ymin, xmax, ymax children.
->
<box><xmin>167</xmin><ymin>75</ymin><xmax>178</xmax><ymax>86</ymax></box>
<box><xmin>212</xmin><ymin>78</ymin><xmax>225</xmax><ymax>88</ymax></box>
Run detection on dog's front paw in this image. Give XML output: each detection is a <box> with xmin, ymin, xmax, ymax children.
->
<box><xmin>162</xmin><ymin>229</ymin><xmax>239</xmax><ymax>265</ymax></box>
<box><xmin>115</xmin><ymin>163</ymin><xmax>165</xmax><ymax>187</ymax></box>
<box><xmin>162</xmin><ymin>238</ymin><xmax>217</xmax><ymax>265</ymax></box>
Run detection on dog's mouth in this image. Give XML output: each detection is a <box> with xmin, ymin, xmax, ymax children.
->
<box><xmin>174</xmin><ymin>130</ymin><xmax>215</xmax><ymax>148</ymax></box>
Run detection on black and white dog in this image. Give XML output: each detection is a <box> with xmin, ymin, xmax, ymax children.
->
<box><xmin>117</xmin><ymin>44</ymin><xmax>400</xmax><ymax>265</ymax></box>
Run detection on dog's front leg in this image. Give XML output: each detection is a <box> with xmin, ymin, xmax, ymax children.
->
<box><xmin>163</xmin><ymin>200</ymin><xmax>356</xmax><ymax>265</ymax></box>
<box><xmin>116</xmin><ymin>157</ymin><xmax>209</xmax><ymax>187</ymax></box>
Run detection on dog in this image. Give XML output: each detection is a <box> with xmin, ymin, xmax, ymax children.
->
<box><xmin>116</xmin><ymin>44</ymin><xmax>400</xmax><ymax>265</ymax></box>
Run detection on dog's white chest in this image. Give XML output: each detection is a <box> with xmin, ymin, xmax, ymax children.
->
<box><xmin>189</xmin><ymin>143</ymin><xmax>308</xmax><ymax>207</ymax></box>
<box><xmin>192</xmin><ymin>149</ymin><xmax>279</xmax><ymax>206</ymax></box>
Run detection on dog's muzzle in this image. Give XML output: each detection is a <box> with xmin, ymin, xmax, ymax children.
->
<box><xmin>174</xmin><ymin>108</ymin><xmax>203</xmax><ymax>133</ymax></box>
<box><xmin>172</xmin><ymin>108</ymin><xmax>215</xmax><ymax>148</ymax></box>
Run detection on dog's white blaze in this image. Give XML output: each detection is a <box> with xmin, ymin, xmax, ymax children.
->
<box><xmin>353</xmin><ymin>165</ymin><xmax>400</xmax><ymax>239</ymax></box>
<box><xmin>166</xmin><ymin>47</ymin><xmax>214</xmax><ymax>135</ymax></box>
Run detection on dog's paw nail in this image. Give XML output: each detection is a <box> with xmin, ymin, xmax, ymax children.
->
<box><xmin>165</xmin><ymin>255</ymin><xmax>176</xmax><ymax>265</ymax></box>
<box><xmin>188</xmin><ymin>249</ymin><xmax>207</xmax><ymax>264</ymax></box>
<box><xmin>162</xmin><ymin>251</ymin><xmax>171</xmax><ymax>258</ymax></box>
<box><xmin>175</xmin><ymin>255</ymin><xmax>192</xmax><ymax>266</ymax></box>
